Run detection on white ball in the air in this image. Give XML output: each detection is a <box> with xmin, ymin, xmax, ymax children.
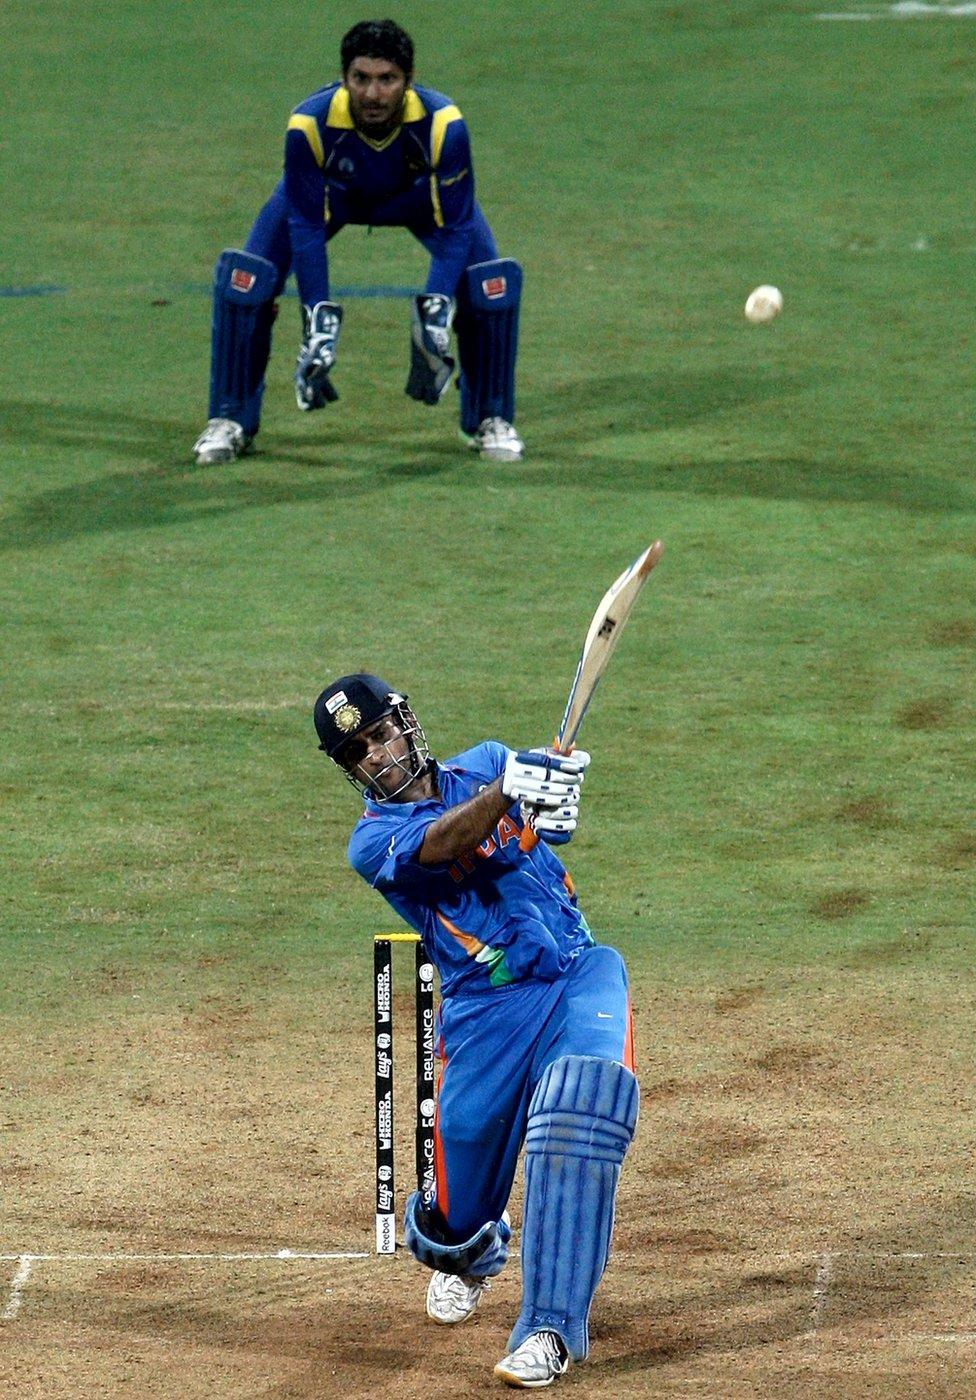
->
<box><xmin>744</xmin><ymin>285</ymin><xmax>783</xmax><ymax>323</ymax></box>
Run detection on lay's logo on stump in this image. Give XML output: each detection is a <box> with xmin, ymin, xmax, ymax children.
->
<box><xmin>482</xmin><ymin>276</ymin><xmax>507</xmax><ymax>299</ymax></box>
<box><xmin>230</xmin><ymin>268</ymin><xmax>257</xmax><ymax>293</ymax></box>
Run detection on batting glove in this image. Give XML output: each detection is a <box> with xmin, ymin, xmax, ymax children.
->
<box><xmin>501</xmin><ymin>748</ymin><xmax>587</xmax><ymax>812</ymax></box>
<box><xmin>528</xmin><ymin>746</ymin><xmax>590</xmax><ymax>776</ymax></box>
<box><xmin>295</xmin><ymin>301</ymin><xmax>342</xmax><ymax>410</ymax></box>
<box><xmin>522</xmin><ymin>800</ymin><xmax>580</xmax><ymax>845</ymax></box>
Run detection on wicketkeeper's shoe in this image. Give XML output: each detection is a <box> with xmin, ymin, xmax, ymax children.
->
<box><xmin>462</xmin><ymin>416</ymin><xmax>525</xmax><ymax>462</ymax></box>
<box><xmin>426</xmin><ymin>1271</ymin><xmax>489</xmax><ymax>1325</ymax></box>
<box><xmin>192</xmin><ymin>417</ymin><xmax>253</xmax><ymax>466</ymax></box>
<box><xmin>493</xmin><ymin>1331</ymin><xmax>570</xmax><ymax>1388</ymax></box>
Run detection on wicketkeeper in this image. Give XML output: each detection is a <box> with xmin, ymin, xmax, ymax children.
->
<box><xmin>194</xmin><ymin>19</ymin><xmax>523</xmax><ymax>467</ymax></box>
<box><xmin>313</xmin><ymin>673</ymin><xmax>639</xmax><ymax>1390</ymax></box>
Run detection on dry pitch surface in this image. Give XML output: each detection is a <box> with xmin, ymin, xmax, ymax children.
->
<box><xmin>2</xmin><ymin>967</ymin><xmax>973</xmax><ymax>1397</ymax></box>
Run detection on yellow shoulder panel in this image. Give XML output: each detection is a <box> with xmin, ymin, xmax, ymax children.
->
<box><xmin>287</xmin><ymin>114</ymin><xmax>324</xmax><ymax>168</ymax></box>
<box><xmin>402</xmin><ymin>89</ymin><xmax>427</xmax><ymax>123</ymax></box>
<box><xmin>326</xmin><ymin>87</ymin><xmax>355</xmax><ymax>129</ymax></box>
<box><xmin>430</xmin><ymin>105</ymin><xmax>462</xmax><ymax>168</ymax></box>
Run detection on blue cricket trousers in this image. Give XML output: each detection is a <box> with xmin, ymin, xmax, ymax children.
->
<box><xmin>432</xmin><ymin>944</ymin><xmax>634</xmax><ymax>1240</ymax></box>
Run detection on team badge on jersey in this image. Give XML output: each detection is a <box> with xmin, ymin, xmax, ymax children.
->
<box><xmin>230</xmin><ymin>268</ymin><xmax>257</xmax><ymax>293</ymax></box>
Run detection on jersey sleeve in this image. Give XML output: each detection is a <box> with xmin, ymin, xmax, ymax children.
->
<box><xmin>473</xmin><ymin>739</ymin><xmax>510</xmax><ymax>777</ymax></box>
<box><xmin>422</xmin><ymin>117</ymin><xmax>482</xmax><ymax>295</ymax></box>
<box><xmin>283</xmin><ymin>125</ymin><xmax>330</xmax><ymax>305</ymax></box>
<box><xmin>431</xmin><ymin>116</ymin><xmax>475</xmax><ymax>231</ymax></box>
<box><xmin>348</xmin><ymin>804</ymin><xmax>447</xmax><ymax>898</ymax></box>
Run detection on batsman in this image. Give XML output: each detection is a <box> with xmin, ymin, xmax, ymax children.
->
<box><xmin>314</xmin><ymin>674</ymin><xmax>639</xmax><ymax>1389</ymax></box>
<box><xmin>194</xmin><ymin>19</ymin><xmax>524</xmax><ymax>467</ymax></box>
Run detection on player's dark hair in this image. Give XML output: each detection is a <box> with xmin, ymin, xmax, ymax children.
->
<box><xmin>341</xmin><ymin>20</ymin><xmax>414</xmax><ymax>76</ymax></box>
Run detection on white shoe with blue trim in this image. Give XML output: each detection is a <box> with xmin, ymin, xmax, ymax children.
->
<box><xmin>426</xmin><ymin>1270</ymin><xmax>489</xmax><ymax>1324</ymax></box>
<box><xmin>462</xmin><ymin>416</ymin><xmax>524</xmax><ymax>461</ymax></box>
<box><xmin>494</xmin><ymin>1331</ymin><xmax>570</xmax><ymax>1388</ymax></box>
<box><xmin>192</xmin><ymin>417</ymin><xmax>252</xmax><ymax>466</ymax></box>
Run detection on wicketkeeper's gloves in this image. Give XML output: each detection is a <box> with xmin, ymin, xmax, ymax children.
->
<box><xmin>295</xmin><ymin>301</ymin><xmax>343</xmax><ymax>410</ymax></box>
<box><xmin>405</xmin><ymin>293</ymin><xmax>456</xmax><ymax>405</ymax></box>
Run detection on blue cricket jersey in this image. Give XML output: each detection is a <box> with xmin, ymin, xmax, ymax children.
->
<box><xmin>282</xmin><ymin>82</ymin><xmax>481</xmax><ymax>306</ymax></box>
<box><xmin>348</xmin><ymin>742</ymin><xmax>594</xmax><ymax>997</ymax></box>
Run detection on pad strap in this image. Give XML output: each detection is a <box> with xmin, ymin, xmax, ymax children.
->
<box><xmin>404</xmin><ymin>1191</ymin><xmax>511</xmax><ymax>1277</ymax></box>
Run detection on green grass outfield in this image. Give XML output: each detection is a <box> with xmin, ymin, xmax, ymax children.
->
<box><xmin>1</xmin><ymin>0</ymin><xmax>973</xmax><ymax>1023</ymax></box>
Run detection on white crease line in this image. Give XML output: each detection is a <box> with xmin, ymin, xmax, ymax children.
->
<box><xmin>152</xmin><ymin>700</ymin><xmax>307</xmax><ymax>712</ymax></box>
<box><xmin>909</xmin><ymin>1333</ymin><xmax>976</xmax><ymax>1342</ymax></box>
<box><xmin>2</xmin><ymin>1255</ymin><xmax>33</xmax><ymax>1322</ymax></box>
<box><xmin>805</xmin><ymin>1251</ymin><xmax>834</xmax><ymax>1336</ymax></box>
<box><xmin>773</xmin><ymin>1249</ymin><xmax>976</xmax><ymax>1261</ymax></box>
<box><xmin>817</xmin><ymin>3</ymin><xmax>976</xmax><ymax>15</ymax></box>
<box><xmin>0</xmin><ymin>1251</ymin><xmax>368</xmax><ymax>1263</ymax></box>
<box><xmin>15</xmin><ymin>700</ymin><xmax>307</xmax><ymax>715</ymax></box>
<box><xmin>5</xmin><ymin>1248</ymin><xmax>972</xmax><ymax>1263</ymax></box>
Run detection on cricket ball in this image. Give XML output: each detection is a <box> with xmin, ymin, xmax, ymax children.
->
<box><xmin>744</xmin><ymin>285</ymin><xmax>783</xmax><ymax>323</ymax></box>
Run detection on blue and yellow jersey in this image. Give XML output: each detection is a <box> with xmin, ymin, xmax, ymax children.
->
<box><xmin>283</xmin><ymin>81</ymin><xmax>478</xmax><ymax>305</ymax></box>
<box><xmin>348</xmin><ymin>741</ymin><xmax>594</xmax><ymax>999</ymax></box>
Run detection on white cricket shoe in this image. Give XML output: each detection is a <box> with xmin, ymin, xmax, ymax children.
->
<box><xmin>192</xmin><ymin>417</ymin><xmax>253</xmax><ymax>466</ymax></box>
<box><xmin>463</xmin><ymin>416</ymin><xmax>524</xmax><ymax>462</ymax></box>
<box><xmin>494</xmin><ymin>1331</ymin><xmax>570</xmax><ymax>1388</ymax></box>
<box><xmin>426</xmin><ymin>1271</ymin><xmax>489</xmax><ymax>1325</ymax></box>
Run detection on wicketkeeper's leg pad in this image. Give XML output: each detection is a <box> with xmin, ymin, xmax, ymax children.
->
<box><xmin>455</xmin><ymin>258</ymin><xmax>522</xmax><ymax>434</ymax></box>
<box><xmin>404</xmin><ymin>1190</ymin><xmax>511</xmax><ymax>1278</ymax></box>
<box><xmin>208</xmin><ymin>249</ymin><xmax>280</xmax><ymax>436</ymax></box>
<box><xmin>507</xmin><ymin>1055</ymin><xmax>639</xmax><ymax>1362</ymax></box>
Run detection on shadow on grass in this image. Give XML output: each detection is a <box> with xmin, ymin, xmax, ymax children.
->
<box><xmin>0</xmin><ymin>368</ymin><xmax>970</xmax><ymax>551</ymax></box>
<box><xmin>0</xmin><ymin>399</ymin><xmax>461</xmax><ymax>551</ymax></box>
<box><xmin>523</xmin><ymin>367</ymin><xmax>972</xmax><ymax>514</ymax></box>
<box><xmin>525</xmin><ymin>365</ymin><xmax>793</xmax><ymax>441</ymax></box>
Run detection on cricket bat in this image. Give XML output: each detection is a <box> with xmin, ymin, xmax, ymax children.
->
<box><xmin>519</xmin><ymin>540</ymin><xmax>664</xmax><ymax>852</ymax></box>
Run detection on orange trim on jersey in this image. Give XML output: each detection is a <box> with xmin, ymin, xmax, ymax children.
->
<box><xmin>562</xmin><ymin>870</ymin><xmax>576</xmax><ymax>899</ymax></box>
<box><xmin>622</xmin><ymin>994</ymin><xmax>636</xmax><ymax>1073</ymax></box>
<box><xmin>434</xmin><ymin>1047</ymin><xmax>449</xmax><ymax>1217</ymax></box>
<box><xmin>435</xmin><ymin>909</ymin><xmax>484</xmax><ymax>957</ymax></box>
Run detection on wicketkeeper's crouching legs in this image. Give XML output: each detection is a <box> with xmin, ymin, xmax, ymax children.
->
<box><xmin>456</xmin><ymin>258</ymin><xmax>524</xmax><ymax>461</ymax></box>
<box><xmin>405</xmin><ymin>257</ymin><xmax>524</xmax><ymax>461</ymax></box>
<box><xmin>507</xmin><ymin>1054</ymin><xmax>640</xmax><ymax>1362</ymax></box>
<box><xmin>193</xmin><ymin>248</ymin><xmax>281</xmax><ymax>466</ymax></box>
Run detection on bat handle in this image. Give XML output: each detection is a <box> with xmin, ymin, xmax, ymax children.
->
<box><xmin>517</xmin><ymin>737</ymin><xmax>571</xmax><ymax>853</ymax></box>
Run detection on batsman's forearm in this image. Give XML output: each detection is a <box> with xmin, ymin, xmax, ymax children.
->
<box><xmin>418</xmin><ymin>779</ymin><xmax>511</xmax><ymax>865</ymax></box>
